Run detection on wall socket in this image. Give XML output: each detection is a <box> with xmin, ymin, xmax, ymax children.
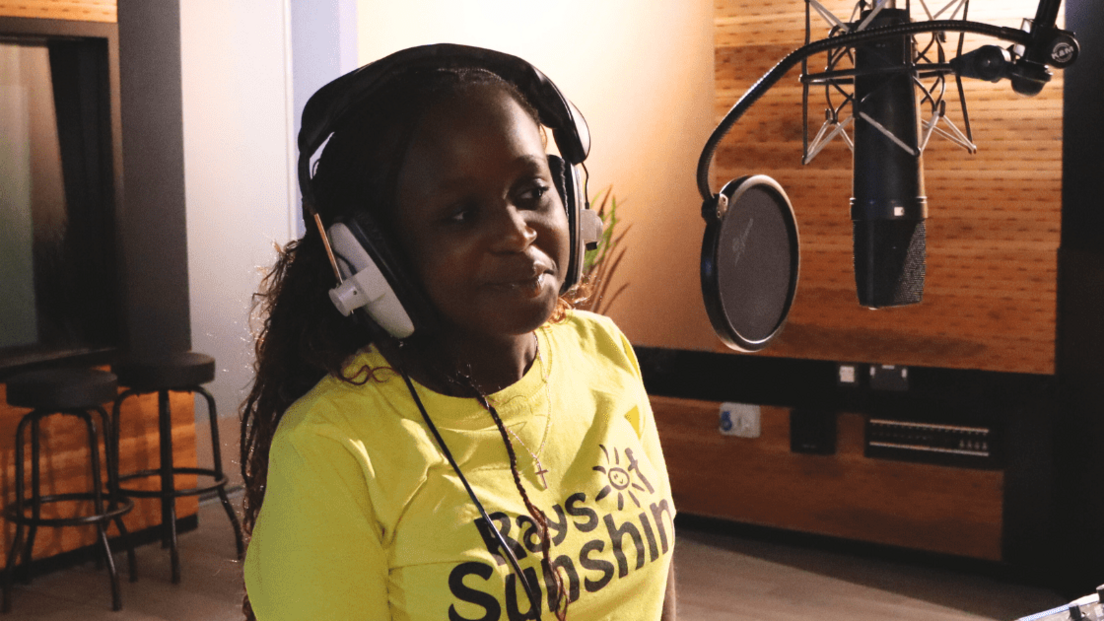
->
<box><xmin>719</xmin><ymin>402</ymin><xmax>761</xmax><ymax>438</ymax></box>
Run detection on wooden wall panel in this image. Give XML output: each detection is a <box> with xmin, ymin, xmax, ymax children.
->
<box><xmin>0</xmin><ymin>0</ymin><xmax>116</xmax><ymax>23</ymax></box>
<box><xmin>0</xmin><ymin>381</ymin><xmax>199</xmax><ymax>561</ymax></box>
<box><xmin>652</xmin><ymin>395</ymin><xmax>1004</xmax><ymax>560</ymax></box>
<box><xmin>713</xmin><ymin>0</ymin><xmax>1062</xmax><ymax>374</ymax></box>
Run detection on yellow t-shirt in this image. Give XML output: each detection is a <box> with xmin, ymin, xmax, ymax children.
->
<box><xmin>244</xmin><ymin>310</ymin><xmax>674</xmax><ymax>620</ymax></box>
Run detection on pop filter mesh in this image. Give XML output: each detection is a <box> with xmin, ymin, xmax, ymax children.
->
<box><xmin>715</xmin><ymin>185</ymin><xmax>796</xmax><ymax>343</ymax></box>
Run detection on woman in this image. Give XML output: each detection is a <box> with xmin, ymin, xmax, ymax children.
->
<box><xmin>241</xmin><ymin>45</ymin><xmax>676</xmax><ymax>620</ymax></box>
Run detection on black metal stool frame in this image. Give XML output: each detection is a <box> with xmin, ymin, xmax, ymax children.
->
<box><xmin>112</xmin><ymin>383</ymin><xmax>244</xmax><ymax>584</ymax></box>
<box><xmin>2</xmin><ymin>406</ymin><xmax>136</xmax><ymax>613</ymax></box>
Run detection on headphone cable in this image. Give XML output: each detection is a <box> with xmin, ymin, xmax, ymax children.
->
<box><xmin>399</xmin><ymin>371</ymin><xmax>544</xmax><ymax>616</ymax></box>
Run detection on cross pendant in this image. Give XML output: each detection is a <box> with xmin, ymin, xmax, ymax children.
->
<box><xmin>534</xmin><ymin>460</ymin><xmax>549</xmax><ymax>489</ymax></box>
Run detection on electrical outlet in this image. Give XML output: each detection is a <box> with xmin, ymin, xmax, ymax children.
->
<box><xmin>719</xmin><ymin>402</ymin><xmax>760</xmax><ymax>438</ymax></box>
<box><xmin>837</xmin><ymin>362</ymin><xmax>861</xmax><ymax>386</ymax></box>
<box><xmin>870</xmin><ymin>364</ymin><xmax>909</xmax><ymax>391</ymax></box>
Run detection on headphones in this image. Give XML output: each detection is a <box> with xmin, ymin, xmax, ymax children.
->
<box><xmin>298</xmin><ymin>43</ymin><xmax>604</xmax><ymax>339</ymax></box>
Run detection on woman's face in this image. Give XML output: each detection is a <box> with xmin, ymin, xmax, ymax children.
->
<box><xmin>393</xmin><ymin>86</ymin><xmax>570</xmax><ymax>341</ymax></box>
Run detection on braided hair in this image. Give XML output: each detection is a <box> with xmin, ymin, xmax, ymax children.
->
<box><xmin>241</xmin><ymin>65</ymin><xmax>570</xmax><ymax>620</ymax></box>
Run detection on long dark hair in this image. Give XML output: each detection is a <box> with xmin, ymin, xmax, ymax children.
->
<box><xmin>241</xmin><ymin>66</ymin><xmax>569</xmax><ymax>620</ymax></box>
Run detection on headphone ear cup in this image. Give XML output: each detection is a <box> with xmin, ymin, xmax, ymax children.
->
<box><xmin>326</xmin><ymin>215</ymin><xmax>434</xmax><ymax>339</ymax></box>
<box><xmin>548</xmin><ymin>155</ymin><xmax>579</xmax><ymax>292</ymax></box>
<box><xmin>549</xmin><ymin>154</ymin><xmax>603</xmax><ymax>293</ymax></box>
<box><xmin>548</xmin><ymin>154</ymin><xmax>570</xmax><ymax>211</ymax></box>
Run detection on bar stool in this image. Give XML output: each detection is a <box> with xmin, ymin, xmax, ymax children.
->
<box><xmin>111</xmin><ymin>352</ymin><xmax>243</xmax><ymax>584</ymax></box>
<box><xmin>2</xmin><ymin>368</ymin><xmax>136</xmax><ymax>613</ymax></box>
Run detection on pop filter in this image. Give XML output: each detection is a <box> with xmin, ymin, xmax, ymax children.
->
<box><xmin>701</xmin><ymin>175</ymin><xmax>799</xmax><ymax>352</ymax></box>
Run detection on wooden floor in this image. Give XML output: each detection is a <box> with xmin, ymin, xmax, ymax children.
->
<box><xmin>674</xmin><ymin>525</ymin><xmax>1066</xmax><ymax>621</ymax></box>
<box><xmin>1</xmin><ymin>495</ymin><xmax>1067</xmax><ymax>621</ymax></box>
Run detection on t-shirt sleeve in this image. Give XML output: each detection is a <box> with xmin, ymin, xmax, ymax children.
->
<box><xmin>591</xmin><ymin>309</ymin><xmax>675</xmax><ymax>508</ymax></box>
<box><xmin>244</xmin><ymin>418</ymin><xmax>391</xmax><ymax>621</ymax></box>
<box><xmin>609</xmin><ymin>317</ymin><xmax>675</xmax><ymax>510</ymax></box>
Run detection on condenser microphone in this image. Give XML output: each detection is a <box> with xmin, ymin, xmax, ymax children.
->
<box><xmin>850</xmin><ymin>6</ymin><xmax>927</xmax><ymax>308</ymax></box>
<box><xmin>696</xmin><ymin>0</ymin><xmax>1079</xmax><ymax>344</ymax></box>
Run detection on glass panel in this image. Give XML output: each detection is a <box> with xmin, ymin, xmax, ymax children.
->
<box><xmin>0</xmin><ymin>43</ymin><xmax>66</xmax><ymax>348</ymax></box>
<box><xmin>0</xmin><ymin>38</ymin><xmax>116</xmax><ymax>363</ymax></box>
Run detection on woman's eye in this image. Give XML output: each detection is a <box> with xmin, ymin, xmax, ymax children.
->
<box><xmin>519</xmin><ymin>185</ymin><xmax>550</xmax><ymax>206</ymax></box>
<box><xmin>445</xmin><ymin>205</ymin><xmax>474</xmax><ymax>224</ymax></box>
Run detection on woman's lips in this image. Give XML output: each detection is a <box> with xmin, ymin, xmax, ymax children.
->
<box><xmin>490</xmin><ymin>267</ymin><xmax>553</xmax><ymax>298</ymax></box>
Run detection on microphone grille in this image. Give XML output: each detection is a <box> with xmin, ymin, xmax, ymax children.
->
<box><xmin>854</xmin><ymin>219</ymin><xmax>925</xmax><ymax>308</ymax></box>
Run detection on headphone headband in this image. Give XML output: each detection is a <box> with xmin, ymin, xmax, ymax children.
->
<box><xmin>299</xmin><ymin>43</ymin><xmax>591</xmax><ymax>212</ymax></box>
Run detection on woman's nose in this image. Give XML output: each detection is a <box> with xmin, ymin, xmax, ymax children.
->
<box><xmin>492</xmin><ymin>206</ymin><xmax>538</xmax><ymax>251</ymax></box>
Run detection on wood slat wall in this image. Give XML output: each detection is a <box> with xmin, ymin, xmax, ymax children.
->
<box><xmin>713</xmin><ymin>0</ymin><xmax>1062</xmax><ymax>374</ymax></box>
<box><xmin>0</xmin><ymin>0</ymin><xmax>116</xmax><ymax>22</ymax></box>
<box><xmin>0</xmin><ymin>382</ymin><xmax>199</xmax><ymax>561</ymax></box>
<box><xmin>652</xmin><ymin>395</ymin><xmax>1004</xmax><ymax>560</ymax></box>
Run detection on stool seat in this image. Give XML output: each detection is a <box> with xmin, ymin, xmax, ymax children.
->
<box><xmin>6</xmin><ymin>369</ymin><xmax>118</xmax><ymax>411</ymax></box>
<box><xmin>112</xmin><ymin>352</ymin><xmax>215</xmax><ymax>391</ymax></box>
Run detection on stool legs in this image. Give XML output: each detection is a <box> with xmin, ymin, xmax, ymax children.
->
<box><xmin>110</xmin><ymin>389</ymin><xmax>140</xmax><ymax>583</ymax></box>
<box><xmin>22</xmin><ymin>417</ymin><xmax>41</xmax><ymax>582</ymax></box>
<box><xmin>3</xmin><ymin>414</ymin><xmax>34</xmax><ymax>613</ymax></box>
<box><xmin>196</xmin><ymin>386</ymin><xmax>244</xmax><ymax>560</ymax></box>
<box><xmin>113</xmin><ymin>385</ymin><xmax>244</xmax><ymax>585</ymax></box>
<box><xmin>82</xmin><ymin>409</ymin><xmax>122</xmax><ymax>611</ymax></box>
<box><xmin>2</xmin><ymin>410</ymin><xmax>128</xmax><ymax>612</ymax></box>
<box><xmin>94</xmin><ymin>405</ymin><xmax>137</xmax><ymax>583</ymax></box>
<box><xmin>155</xmin><ymin>389</ymin><xmax>181</xmax><ymax>584</ymax></box>
<box><xmin>2</xmin><ymin>525</ymin><xmax>23</xmax><ymax>614</ymax></box>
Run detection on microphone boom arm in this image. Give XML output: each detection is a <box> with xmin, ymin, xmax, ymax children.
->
<box><xmin>697</xmin><ymin>18</ymin><xmax>1043</xmax><ymax>205</ymax></box>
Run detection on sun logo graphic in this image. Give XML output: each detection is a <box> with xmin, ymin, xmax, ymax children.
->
<box><xmin>592</xmin><ymin>444</ymin><xmax>655</xmax><ymax>511</ymax></box>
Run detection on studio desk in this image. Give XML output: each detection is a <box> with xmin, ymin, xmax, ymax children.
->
<box><xmin>0</xmin><ymin>375</ymin><xmax>199</xmax><ymax>567</ymax></box>
<box><xmin>639</xmin><ymin>347</ymin><xmax>1057</xmax><ymax>572</ymax></box>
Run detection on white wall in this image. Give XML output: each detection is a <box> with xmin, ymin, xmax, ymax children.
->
<box><xmin>180</xmin><ymin>1</ymin><xmax>297</xmax><ymax>486</ymax></box>
<box><xmin>357</xmin><ymin>1</ymin><xmax>717</xmax><ymax>346</ymax></box>
<box><xmin>291</xmin><ymin>0</ymin><xmax>360</xmax><ymax>236</ymax></box>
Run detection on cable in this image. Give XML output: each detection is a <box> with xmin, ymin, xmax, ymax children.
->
<box><xmin>399</xmin><ymin>372</ymin><xmax>544</xmax><ymax>617</ymax></box>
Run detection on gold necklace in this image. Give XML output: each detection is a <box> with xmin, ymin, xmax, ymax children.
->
<box><xmin>504</xmin><ymin>331</ymin><xmax>554</xmax><ymax>489</ymax></box>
